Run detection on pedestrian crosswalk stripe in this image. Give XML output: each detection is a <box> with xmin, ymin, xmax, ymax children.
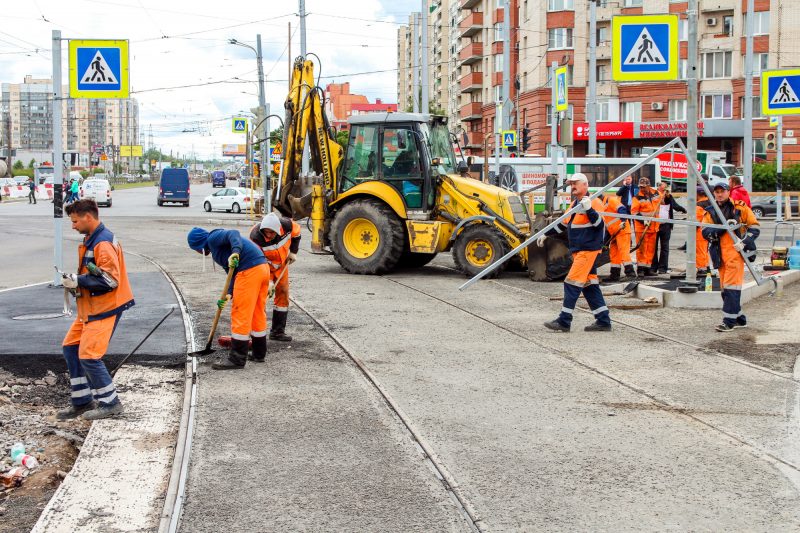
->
<box><xmin>624</xmin><ymin>27</ymin><xmax>666</xmax><ymax>65</ymax></box>
<box><xmin>770</xmin><ymin>78</ymin><xmax>800</xmax><ymax>105</ymax></box>
<box><xmin>79</xmin><ymin>50</ymin><xmax>118</xmax><ymax>85</ymax></box>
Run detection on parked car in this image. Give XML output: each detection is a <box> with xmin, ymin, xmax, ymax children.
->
<box><xmin>0</xmin><ymin>177</ymin><xmax>16</xmax><ymax>188</ymax></box>
<box><xmin>81</xmin><ymin>178</ymin><xmax>112</xmax><ymax>207</ymax></box>
<box><xmin>202</xmin><ymin>187</ymin><xmax>259</xmax><ymax>213</ymax></box>
<box><xmin>158</xmin><ymin>168</ymin><xmax>190</xmax><ymax>206</ymax></box>
<box><xmin>13</xmin><ymin>176</ymin><xmax>28</xmax><ymax>186</ymax></box>
<box><xmin>750</xmin><ymin>195</ymin><xmax>799</xmax><ymax>219</ymax></box>
<box><xmin>211</xmin><ymin>171</ymin><xmax>226</xmax><ymax>188</ymax></box>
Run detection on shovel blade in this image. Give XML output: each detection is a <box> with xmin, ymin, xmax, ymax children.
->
<box><xmin>189</xmin><ymin>341</ymin><xmax>216</xmax><ymax>357</ymax></box>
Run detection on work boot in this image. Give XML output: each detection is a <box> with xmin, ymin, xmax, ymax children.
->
<box><xmin>82</xmin><ymin>402</ymin><xmax>124</xmax><ymax>421</ymax></box>
<box><xmin>269</xmin><ymin>310</ymin><xmax>292</xmax><ymax>342</ymax></box>
<box><xmin>584</xmin><ymin>322</ymin><xmax>612</xmax><ymax>332</ymax></box>
<box><xmin>543</xmin><ymin>319</ymin><xmax>570</xmax><ymax>332</ymax></box>
<box><xmin>213</xmin><ymin>338</ymin><xmax>248</xmax><ymax>370</ymax></box>
<box><xmin>639</xmin><ymin>267</ymin><xmax>653</xmax><ymax>278</ymax></box>
<box><xmin>249</xmin><ymin>335</ymin><xmax>267</xmax><ymax>362</ymax></box>
<box><xmin>624</xmin><ymin>265</ymin><xmax>637</xmax><ymax>279</ymax></box>
<box><xmin>56</xmin><ymin>402</ymin><xmax>95</xmax><ymax>420</ymax></box>
<box><xmin>603</xmin><ymin>267</ymin><xmax>621</xmax><ymax>282</ymax></box>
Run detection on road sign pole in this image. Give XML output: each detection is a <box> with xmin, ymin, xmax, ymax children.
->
<box><xmin>52</xmin><ymin>30</ymin><xmax>63</xmax><ymax>287</ymax></box>
<box><xmin>550</xmin><ymin>61</ymin><xmax>557</xmax><ymax>182</ymax></box>
<box><xmin>421</xmin><ymin>0</ymin><xmax>429</xmax><ymax>115</ymax></box>
<box><xmin>588</xmin><ymin>0</ymin><xmax>598</xmax><ymax>155</ymax></box>
<box><xmin>684</xmin><ymin>0</ymin><xmax>698</xmax><ymax>285</ymax></box>
<box><xmin>776</xmin><ymin>117</ymin><xmax>784</xmax><ymax>222</ymax></box>
<box><xmin>494</xmin><ymin>104</ymin><xmax>501</xmax><ymax>183</ymax></box>
<box><xmin>743</xmin><ymin>0</ymin><xmax>755</xmax><ymax>191</ymax></box>
<box><xmin>255</xmin><ymin>34</ymin><xmax>270</xmax><ymax>214</ymax></box>
<box><xmin>502</xmin><ymin>0</ymin><xmax>511</xmax><ymax>146</ymax></box>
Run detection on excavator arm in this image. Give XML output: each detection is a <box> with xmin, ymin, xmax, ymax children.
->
<box><xmin>274</xmin><ymin>56</ymin><xmax>343</xmax><ymax>219</ymax></box>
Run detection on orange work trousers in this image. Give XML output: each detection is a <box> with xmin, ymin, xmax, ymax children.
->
<box><xmin>231</xmin><ymin>263</ymin><xmax>270</xmax><ymax>341</ymax></box>
<box><xmin>634</xmin><ymin>221</ymin><xmax>659</xmax><ymax>269</ymax></box>
<box><xmin>270</xmin><ymin>264</ymin><xmax>290</xmax><ymax>312</ymax></box>
<box><xmin>696</xmin><ymin>228</ymin><xmax>709</xmax><ymax>269</ymax></box>
<box><xmin>609</xmin><ymin>229</ymin><xmax>632</xmax><ymax>268</ymax></box>
<box><xmin>63</xmin><ymin>315</ymin><xmax>119</xmax><ymax>360</ymax></box>
<box><xmin>718</xmin><ymin>237</ymin><xmax>745</xmax><ymax>290</ymax></box>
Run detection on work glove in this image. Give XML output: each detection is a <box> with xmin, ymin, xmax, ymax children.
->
<box><xmin>217</xmin><ymin>294</ymin><xmax>231</xmax><ymax>310</ymax></box>
<box><xmin>228</xmin><ymin>253</ymin><xmax>240</xmax><ymax>269</ymax></box>
<box><xmin>619</xmin><ymin>221</ymin><xmax>627</xmax><ymax>231</ymax></box>
<box><xmin>268</xmin><ymin>283</ymin><xmax>276</xmax><ymax>298</ymax></box>
<box><xmin>286</xmin><ymin>252</ymin><xmax>297</xmax><ymax>265</ymax></box>
<box><xmin>62</xmin><ymin>274</ymin><xmax>78</xmax><ymax>289</ymax></box>
<box><xmin>733</xmin><ymin>239</ymin><xmax>745</xmax><ymax>252</ymax></box>
<box><xmin>536</xmin><ymin>235</ymin><xmax>547</xmax><ymax>248</ymax></box>
<box><xmin>579</xmin><ymin>197</ymin><xmax>592</xmax><ymax>212</ymax></box>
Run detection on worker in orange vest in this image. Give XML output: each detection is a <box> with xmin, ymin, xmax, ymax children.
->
<box><xmin>600</xmin><ymin>193</ymin><xmax>635</xmax><ymax>281</ymax></box>
<box><xmin>631</xmin><ymin>177</ymin><xmax>661</xmax><ymax>277</ymax></box>
<box><xmin>695</xmin><ymin>176</ymin><xmax>713</xmax><ymax>276</ymax></box>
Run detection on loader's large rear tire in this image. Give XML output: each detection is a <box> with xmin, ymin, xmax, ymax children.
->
<box><xmin>452</xmin><ymin>224</ymin><xmax>510</xmax><ymax>279</ymax></box>
<box><xmin>330</xmin><ymin>199</ymin><xmax>405</xmax><ymax>274</ymax></box>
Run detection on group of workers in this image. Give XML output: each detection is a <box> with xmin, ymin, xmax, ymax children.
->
<box><xmin>540</xmin><ymin>172</ymin><xmax>759</xmax><ymax>333</ymax></box>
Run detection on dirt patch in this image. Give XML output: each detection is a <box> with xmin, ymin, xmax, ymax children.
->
<box><xmin>708</xmin><ymin>335</ymin><xmax>800</xmax><ymax>374</ymax></box>
<box><xmin>0</xmin><ymin>367</ymin><xmax>90</xmax><ymax>533</ymax></box>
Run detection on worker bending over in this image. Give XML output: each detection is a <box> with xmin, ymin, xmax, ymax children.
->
<box><xmin>188</xmin><ymin>227</ymin><xmax>269</xmax><ymax>368</ymax></box>
<box><xmin>701</xmin><ymin>183</ymin><xmax>759</xmax><ymax>332</ymax></box>
<box><xmin>695</xmin><ymin>175</ymin><xmax>712</xmax><ymax>276</ymax></box>
<box><xmin>58</xmin><ymin>199</ymin><xmax>134</xmax><ymax>421</ymax></box>
<box><xmin>631</xmin><ymin>177</ymin><xmax>661</xmax><ymax>277</ymax></box>
<box><xmin>600</xmin><ymin>192</ymin><xmax>635</xmax><ymax>282</ymax></box>
<box><xmin>540</xmin><ymin>173</ymin><xmax>611</xmax><ymax>332</ymax></box>
<box><xmin>249</xmin><ymin>213</ymin><xmax>301</xmax><ymax>342</ymax></box>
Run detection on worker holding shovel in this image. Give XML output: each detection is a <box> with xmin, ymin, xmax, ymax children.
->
<box><xmin>188</xmin><ymin>227</ymin><xmax>269</xmax><ymax>369</ymax></box>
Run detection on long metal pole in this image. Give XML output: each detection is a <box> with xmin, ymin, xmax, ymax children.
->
<box><xmin>776</xmin><ymin>117</ymin><xmax>784</xmax><ymax>222</ymax></box>
<box><xmin>299</xmin><ymin>0</ymin><xmax>309</xmax><ymax>176</ymax></box>
<box><xmin>460</xmin><ymin>138</ymin><xmax>684</xmax><ymax>290</ymax></box>
<box><xmin>412</xmin><ymin>13</ymin><xmax>419</xmax><ymax>113</ymax></box>
<box><xmin>256</xmin><ymin>34</ymin><xmax>270</xmax><ymax>213</ymax></box>
<box><xmin>52</xmin><ymin>30</ymin><xmax>63</xmax><ymax>287</ymax></box>
<box><xmin>501</xmin><ymin>0</ymin><xmax>511</xmax><ymax>141</ymax></box>
<box><xmin>685</xmin><ymin>0</ymin><xmax>698</xmax><ymax>284</ymax></box>
<box><xmin>421</xmin><ymin>1</ymin><xmax>429</xmax><ymax>114</ymax></box>
<box><xmin>743</xmin><ymin>0</ymin><xmax>755</xmax><ymax>191</ymax></box>
<box><xmin>494</xmin><ymin>104</ymin><xmax>500</xmax><ymax>181</ymax></box>
<box><xmin>550</xmin><ymin>61</ymin><xmax>557</xmax><ymax>179</ymax></box>
<box><xmin>588</xmin><ymin>0</ymin><xmax>597</xmax><ymax>155</ymax></box>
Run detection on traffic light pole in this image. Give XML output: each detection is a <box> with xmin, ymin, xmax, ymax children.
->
<box><xmin>776</xmin><ymin>117</ymin><xmax>784</xmax><ymax>222</ymax></box>
<box><xmin>550</xmin><ymin>61</ymin><xmax>558</xmax><ymax>186</ymax></box>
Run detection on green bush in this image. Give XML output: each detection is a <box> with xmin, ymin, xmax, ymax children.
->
<box><xmin>12</xmin><ymin>160</ymin><xmax>24</xmax><ymax>170</ymax></box>
<box><xmin>11</xmin><ymin>168</ymin><xmax>34</xmax><ymax>178</ymax></box>
<box><xmin>752</xmin><ymin>163</ymin><xmax>800</xmax><ymax>191</ymax></box>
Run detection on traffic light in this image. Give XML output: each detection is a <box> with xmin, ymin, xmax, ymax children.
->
<box><xmin>765</xmin><ymin>131</ymin><xmax>777</xmax><ymax>151</ymax></box>
<box><xmin>521</xmin><ymin>127</ymin><xmax>531</xmax><ymax>153</ymax></box>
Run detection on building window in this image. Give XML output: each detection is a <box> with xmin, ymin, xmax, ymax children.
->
<box><xmin>546</xmin><ymin>104</ymin><xmax>574</xmax><ymax>125</ymax></box>
<box><xmin>753</xmin><ymin>139</ymin><xmax>766</xmax><ymax>162</ymax></box>
<box><xmin>494</xmin><ymin>54</ymin><xmax>504</xmax><ymax>72</ymax></box>
<box><xmin>702</xmin><ymin>94</ymin><xmax>732</xmax><ymax>119</ymax></box>
<box><xmin>597</xmin><ymin>100</ymin><xmax>615</xmax><ymax>121</ymax></box>
<box><xmin>753</xmin><ymin>53</ymin><xmax>768</xmax><ymax>75</ymax></box>
<box><xmin>523</xmin><ymin>36</ymin><xmax>528</xmax><ymax>59</ymax></box>
<box><xmin>702</xmin><ymin>51</ymin><xmax>732</xmax><ymax>79</ymax></box>
<box><xmin>723</xmin><ymin>15</ymin><xmax>733</xmax><ymax>36</ymax></box>
<box><xmin>740</xmin><ymin>96</ymin><xmax>765</xmax><ymax>119</ymax></box>
<box><xmin>621</xmin><ymin>101</ymin><xmax>642</xmax><ymax>122</ymax></box>
<box><xmin>678</xmin><ymin>59</ymin><xmax>688</xmax><ymax>80</ymax></box>
<box><xmin>493</xmin><ymin>23</ymin><xmax>503</xmax><ymax>42</ymax></box>
<box><xmin>678</xmin><ymin>19</ymin><xmax>687</xmax><ymax>41</ymax></box>
<box><xmin>624</xmin><ymin>0</ymin><xmax>642</xmax><ymax>6</ymax></box>
<box><xmin>596</xmin><ymin>26</ymin><xmax>609</xmax><ymax>45</ymax></box>
<box><xmin>548</xmin><ymin>28</ymin><xmax>573</xmax><ymax>50</ymax></box>
<box><xmin>495</xmin><ymin>0</ymin><xmax>504</xmax><ymax>8</ymax></box>
<box><xmin>669</xmin><ymin>99</ymin><xmax>687</xmax><ymax>121</ymax></box>
<box><xmin>744</xmin><ymin>11</ymin><xmax>769</xmax><ymax>36</ymax></box>
<box><xmin>547</xmin><ymin>0</ymin><xmax>573</xmax><ymax>11</ymax></box>
<box><xmin>597</xmin><ymin>64</ymin><xmax>608</xmax><ymax>82</ymax></box>
<box><xmin>494</xmin><ymin>85</ymin><xmax>502</xmax><ymax>103</ymax></box>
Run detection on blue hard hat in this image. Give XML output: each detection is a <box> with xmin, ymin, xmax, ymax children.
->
<box><xmin>187</xmin><ymin>227</ymin><xmax>209</xmax><ymax>252</ymax></box>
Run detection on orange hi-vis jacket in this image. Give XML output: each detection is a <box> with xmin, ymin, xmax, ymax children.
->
<box><xmin>75</xmin><ymin>223</ymin><xmax>134</xmax><ymax>323</ymax></box>
<box><xmin>249</xmin><ymin>218</ymin><xmax>302</xmax><ymax>270</ymax></box>
<box><xmin>631</xmin><ymin>189</ymin><xmax>661</xmax><ymax>233</ymax></box>
<box><xmin>601</xmin><ymin>194</ymin><xmax>630</xmax><ymax>235</ymax></box>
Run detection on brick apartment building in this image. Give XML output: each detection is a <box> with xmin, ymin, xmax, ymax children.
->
<box><xmin>324</xmin><ymin>82</ymin><xmax>397</xmax><ymax>132</ymax></box>
<box><xmin>400</xmin><ymin>0</ymin><xmax>800</xmax><ymax>165</ymax></box>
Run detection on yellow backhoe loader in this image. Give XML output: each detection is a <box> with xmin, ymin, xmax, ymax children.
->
<box><xmin>274</xmin><ymin>56</ymin><xmax>570</xmax><ymax>279</ymax></box>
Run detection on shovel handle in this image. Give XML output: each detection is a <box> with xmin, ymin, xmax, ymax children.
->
<box><xmin>205</xmin><ymin>267</ymin><xmax>236</xmax><ymax>349</ymax></box>
<box><xmin>270</xmin><ymin>264</ymin><xmax>290</xmax><ymax>297</ymax></box>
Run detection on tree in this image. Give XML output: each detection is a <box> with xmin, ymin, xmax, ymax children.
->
<box><xmin>335</xmin><ymin>129</ymin><xmax>350</xmax><ymax>150</ymax></box>
<box><xmin>13</xmin><ymin>160</ymin><xmax>24</xmax><ymax>170</ymax></box>
<box><xmin>27</xmin><ymin>158</ymin><xmax>36</xmax><ymax>169</ymax></box>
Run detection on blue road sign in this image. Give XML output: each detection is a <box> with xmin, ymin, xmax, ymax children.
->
<box><xmin>502</xmin><ymin>130</ymin><xmax>516</xmax><ymax>148</ymax></box>
<box><xmin>555</xmin><ymin>66</ymin><xmax>568</xmax><ymax>112</ymax></box>
<box><xmin>612</xmin><ymin>15</ymin><xmax>678</xmax><ymax>82</ymax></box>
<box><xmin>232</xmin><ymin>117</ymin><xmax>248</xmax><ymax>133</ymax></box>
<box><xmin>762</xmin><ymin>69</ymin><xmax>800</xmax><ymax>116</ymax></box>
<box><xmin>69</xmin><ymin>40</ymin><xmax>129</xmax><ymax>98</ymax></box>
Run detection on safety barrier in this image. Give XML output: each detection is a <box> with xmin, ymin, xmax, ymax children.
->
<box><xmin>1</xmin><ymin>185</ymin><xmax>54</xmax><ymax>200</ymax></box>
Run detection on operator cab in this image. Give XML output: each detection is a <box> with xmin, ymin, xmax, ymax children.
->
<box><xmin>341</xmin><ymin>113</ymin><xmax>457</xmax><ymax>218</ymax></box>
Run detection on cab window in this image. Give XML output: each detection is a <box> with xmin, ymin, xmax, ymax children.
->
<box><xmin>382</xmin><ymin>127</ymin><xmax>423</xmax><ymax>208</ymax></box>
<box><xmin>340</xmin><ymin>125</ymin><xmax>379</xmax><ymax>192</ymax></box>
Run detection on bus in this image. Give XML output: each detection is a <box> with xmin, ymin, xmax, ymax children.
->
<box><xmin>467</xmin><ymin>156</ymin><xmax>661</xmax><ymax>212</ymax></box>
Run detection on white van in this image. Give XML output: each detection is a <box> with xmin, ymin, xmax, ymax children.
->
<box><xmin>81</xmin><ymin>178</ymin><xmax>112</xmax><ymax>207</ymax></box>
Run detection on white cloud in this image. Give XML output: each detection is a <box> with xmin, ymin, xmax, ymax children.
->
<box><xmin>0</xmin><ymin>0</ymin><xmax>411</xmax><ymax>159</ymax></box>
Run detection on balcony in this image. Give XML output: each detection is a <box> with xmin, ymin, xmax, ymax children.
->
<box><xmin>464</xmin><ymin>131</ymin><xmax>485</xmax><ymax>148</ymax></box>
<box><xmin>460</xmin><ymin>72</ymin><xmax>483</xmax><ymax>93</ymax></box>
<box><xmin>459</xmin><ymin>11</ymin><xmax>483</xmax><ymax>38</ymax></box>
<box><xmin>459</xmin><ymin>42</ymin><xmax>483</xmax><ymax>66</ymax></box>
<box><xmin>460</xmin><ymin>0</ymin><xmax>480</xmax><ymax>9</ymax></box>
<box><xmin>460</xmin><ymin>102</ymin><xmax>483</xmax><ymax>121</ymax></box>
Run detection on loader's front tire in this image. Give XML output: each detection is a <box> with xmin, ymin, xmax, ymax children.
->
<box><xmin>330</xmin><ymin>199</ymin><xmax>404</xmax><ymax>274</ymax></box>
<box><xmin>452</xmin><ymin>224</ymin><xmax>510</xmax><ymax>278</ymax></box>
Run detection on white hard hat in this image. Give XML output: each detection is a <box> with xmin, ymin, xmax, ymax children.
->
<box><xmin>259</xmin><ymin>212</ymin><xmax>281</xmax><ymax>233</ymax></box>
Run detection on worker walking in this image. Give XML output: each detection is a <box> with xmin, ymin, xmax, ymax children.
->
<box><xmin>701</xmin><ymin>183</ymin><xmax>760</xmax><ymax>332</ymax></box>
<box><xmin>600</xmin><ymin>193</ymin><xmax>635</xmax><ymax>281</ymax></box>
<box><xmin>188</xmin><ymin>227</ymin><xmax>270</xmax><ymax>368</ymax></box>
<box><xmin>249</xmin><ymin>213</ymin><xmax>301</xmax><ymax>343</ymax></box>
<box><xmin>631</xmin><ymin>177</ymin><xmax>661</xmax><ymax>277</ymax></box>
<box><xmin>27</xmin><ymin>177</ymin><xmax>37</xmax><ymax>204</ymax></box>
<box><xmin>57</xmin><ymin>199</ymin><xmax>134</xmax><ymax>420</ymax></box>
<box><xmin>540</xmin><ymin>173</ymin><xmax>611</xmax><ymax>332</ymax></box>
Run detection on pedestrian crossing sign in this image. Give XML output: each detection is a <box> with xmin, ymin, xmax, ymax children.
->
<box><xmin>69</xmin><ymin>40</ymin><xmax>129</xmax><ymax>98</ymax></box>
<box><xmin>501</xmin><ymin>130</ymin><xmax>516</xmax><ymax>148</ymax></box>
<box><xmin>762</xmin><ymin>69</ymin><xmax>800</xmax><ymax>116</ymax></box>
<box><xmin>232</xmin><ymin>117</ymin><xmax>248</xmax><ymax>133</ymax></box>
<box><xmin>555</xmin><ymin>66</ymin><xmax>568</xmax><ymax>112</ymax></box>
<box><xmin>611</xmin><ymin>15</ymin><xmax>678</xmax><ymax>82</ymax></box>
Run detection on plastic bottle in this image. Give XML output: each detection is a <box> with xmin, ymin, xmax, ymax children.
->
<box><xmin>9</xmin><ymin>443</ymin><xmax>24</xmax><ymax>462</ymax></box>
<box><xmin>9</xmin><ymin>443</ymin><xmax>39</xmax><ymax>469</ymax></box>
<box><xmin>705</xmin><ymin>272</ymin><xmax>713</xmax><ymax>292</ymax></box>
<box><xmin>789</xmin><ymin>240</ymin><xmax>800</xmax><ymax>270</ymax></box>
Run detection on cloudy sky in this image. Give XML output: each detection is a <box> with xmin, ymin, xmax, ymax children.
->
<box><xmin>1</xmin><ymin>0</ymin><xmax>420</xmax><ymax>159</ymax></box>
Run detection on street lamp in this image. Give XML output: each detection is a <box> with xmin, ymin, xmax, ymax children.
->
<box><xmin>229</xmin><ymin>36</ymin><xmax>270</xmax><ymax>212</ymax></box>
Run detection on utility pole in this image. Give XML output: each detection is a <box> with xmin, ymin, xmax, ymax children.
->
<box><xmin>52</xmin><ymin>29</ymin><xmax>64</xmax><ymax>286</ymax></box>
<box><xmin>4</xmin><ymin>109</ymin><xmax>12</xmax><ymax>177</ymax></box>
<box><xmin>588</xmin><ymin>0</ymin><xmax>598</xmax><ymax>155</ymax></box>
<box><xmin>685</xmin><ymin>0</ymin><xmax>698</xmax><ymax>284</ymax></box>
<box><xmin>776</xmin><ymin>117</ymin><xmax>784</xmax><ymax>222</ymax></box>
<box><xmin>743</xmin><ymin>0</ymin><xmax>755</xmax><ymax>191</ymax></box>
<box><xmin>501</xmin><ymin>0</ymin><xmax>511</xmax><ymax>152</ymax></box>
<box><xmin>299</xmin><ymin>0</ymin><xmax>309</xmax><ymax>175</ymax></box>
<box><xmin>256</xmin><ymin>33</ymin><xmax>270</xmax><ymax>212</ymax></box>
<box><xmin>421</xmin><ymin>0</ymin><xmax>429</xmax><ymax>114</ymax></box>
<box><xmin>550</xmin><ymin>61</ymin><xmax>558</xmax><ymax>184</ymax></box>
<box><xmin>412</xmin><ymin>12</ymin><xmax>419</xmax><ymax>113</ymax></box>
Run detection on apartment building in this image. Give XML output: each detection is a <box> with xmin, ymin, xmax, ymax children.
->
<box><xmin>1</xmin><ymin>75</ymin><xmax>139</xmax><ymax>166</ymax></box>
<box><xmin>325</xmin><ymin>83</ymin><xmax>398</xmax><ymax>132</ymax></box>
<box><xmin>450</xmin><ymin>0</ymin><xmax>800</xmax><ymax>163</ymax></box>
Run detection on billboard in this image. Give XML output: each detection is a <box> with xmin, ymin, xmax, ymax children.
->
<box><xmin>222</xmin><ymin>144</ymin><xmax>246</xmax><ymax>156</ymax></box>
<box><xmin>119</xmin><ymin>145</ymin><xmax>143</xmax><ymax>157</ymax></box>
